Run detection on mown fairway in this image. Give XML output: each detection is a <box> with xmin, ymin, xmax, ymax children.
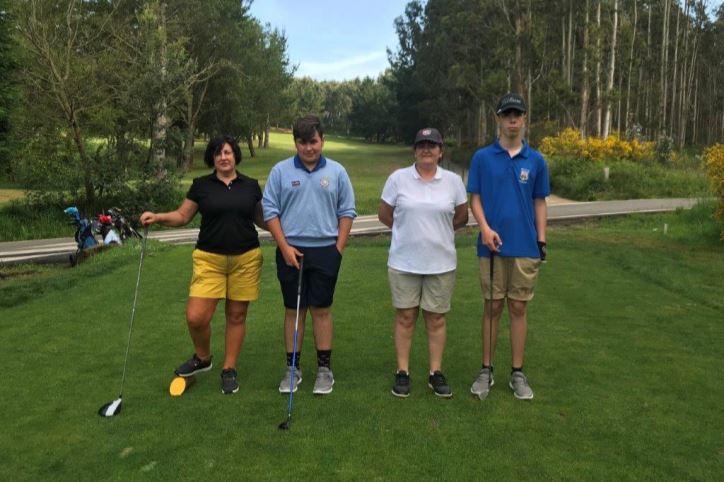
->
<box><xmin>1</xmin><ymin>210</ymin><xmax>722</xmax><ymax>480</ymax></box>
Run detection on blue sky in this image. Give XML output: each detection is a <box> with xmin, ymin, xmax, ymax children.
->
<box><xmin>249</xmin><ymin>0</ymin><xmax>411</xmax><ymax>81</ymax></box>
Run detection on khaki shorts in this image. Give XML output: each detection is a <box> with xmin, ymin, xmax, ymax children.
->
<box><xmin>479</xmin><ymin>257</ymin><xmax>541</xmax><ymax>302</ymax></box>
<box><xmin>190</xmin><ymin>248</ymin><xmax>263</xmax><ymax>301</ymax></box>
<box><xmin>388</xmin><ymin>268</ymin><xmax>456</xmax><ymax>314</ymax></box>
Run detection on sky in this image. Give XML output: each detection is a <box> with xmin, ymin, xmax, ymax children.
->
<box><xmin>248</xmin><ymin>0</ymin><xmax>411</xmax><ymax>82</ymax></box>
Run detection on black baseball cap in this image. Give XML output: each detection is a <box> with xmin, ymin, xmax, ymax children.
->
<box><xmin>496</xmin><ymin>93</ymin><xmax>527</xmax><ymax>115</ymax></box>
<box><xmin>414</xmin><ymin>127</ymin><xmax>443</xmax><ymax>145</ymax></box>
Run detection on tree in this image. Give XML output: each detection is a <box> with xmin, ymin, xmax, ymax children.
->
<box><xmin>0</xmin><ymin>0</ymin><xmax>19</xmax><ymax>177</ymax></box>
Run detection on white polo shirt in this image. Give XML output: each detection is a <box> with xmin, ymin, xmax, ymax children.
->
<box><xmin>381</xmin><ymin>164</ymin><xmax>468</xmax><ymax>274</ymax></box>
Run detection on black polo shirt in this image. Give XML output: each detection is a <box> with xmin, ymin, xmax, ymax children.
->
<box><xmin>186</xmin><ymin>171</ymin><xmax>262</xmax><ymax>255</ymax></box>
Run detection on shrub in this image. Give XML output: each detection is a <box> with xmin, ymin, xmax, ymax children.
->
<box><xmin>540</xmin><ymin>128</ymin><xmax>655</xmax><ymax>163</ymax></box>
<box><xmin>703</xmin><ymin>144</ymin><xmax>724</xmax><ymax>239</ymax></box>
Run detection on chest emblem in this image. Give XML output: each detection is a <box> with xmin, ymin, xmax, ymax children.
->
<box><xmin>291</xmin><ymin>180</ymin><xmax>300</xmax><ymax>187</ymax></box>
<box><xmin>320</xmin><ymin>176</ymin><xmax>330</xmax><ymax>189</ymax></box>
<box><xmin>519</xmin><ymin>168</ymin><xmax>529</xmax><ymax>183</ymax></box>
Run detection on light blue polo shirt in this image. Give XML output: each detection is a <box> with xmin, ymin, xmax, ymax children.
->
<box><xmin>467</xmin><ymin>140</ymin><xmax>550</xmax><ymax>258</ymax></box>
<box><xmin>263</xmin><ymin>155</ymin><xmax>357</xmax><ymax>247</ymax></box>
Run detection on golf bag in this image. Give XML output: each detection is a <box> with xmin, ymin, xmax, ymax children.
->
<box><xmin>64</xmin><ymin>206</ymin><xmax>99</xmax><ymax>266</ymax></box>
<box><xmin>97</xmin><ymin>214</ymin><xmax>122</xmax><ymax>246</ymax></box>
<box><xmin>107</xmin><ymin>207</ymin><xmax>143</xmax><ymax>241</ymax></box>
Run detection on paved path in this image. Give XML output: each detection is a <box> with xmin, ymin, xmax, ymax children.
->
<box><xmin>0</xmin><ymin>197</ymin><xmax>700</xmax><ymax>265</ymax></box>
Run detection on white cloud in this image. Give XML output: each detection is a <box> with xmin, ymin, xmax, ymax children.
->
<box><xmin>296</xmin><ymin>52</ymin><xmax>388</xmax><ymax>81</ymax></box>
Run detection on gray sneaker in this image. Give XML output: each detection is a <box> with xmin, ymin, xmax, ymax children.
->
<box><xmin>312</xmin><ymin>367</ymin><xmax>334</xmax><ymax>395</ymax></box>
<box><xmin>278</xmin><ymin>366</ymin><xmax>302</xmax><ymax>394</ymax></box>
<box><xmin>509</xmin><ymin>371</ymin><xmax>534</xmax><ymax>400</ymax></box>
<box><xmin>470</xmin><ymin>367</ymin><xmax>495</xmax><ymax>400</ymax></box>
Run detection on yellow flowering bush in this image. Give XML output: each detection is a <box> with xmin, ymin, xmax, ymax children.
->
<box><xmin>704</xmin><ymin>144</ymin><xmax>724</xmax><ymax>238</ymax></box>
<box><xmin>540</xmin><ymin>128</ymin><xmax>654</xmax><ymax>163</ymax></box>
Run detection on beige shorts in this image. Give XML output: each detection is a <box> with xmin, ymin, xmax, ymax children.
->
<box><xmin>388</xmin><ymin>268</ymin><xmax>456</xmax><ymax>313</ymax></box>
<box><xmin>190</xmin><ymin>248</ymin><xmax>263</xmax><ymax>301</ymax></box>
<box><xmin>479</xmin><ymin>257</ymin><xmax>541</xmax><ymax>302</ymax></box>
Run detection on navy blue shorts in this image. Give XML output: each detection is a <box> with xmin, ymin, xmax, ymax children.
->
<box><xmin>276</xmin><ymin>244</ymin><xmax>342</xmax><ymax>309</ymax></box>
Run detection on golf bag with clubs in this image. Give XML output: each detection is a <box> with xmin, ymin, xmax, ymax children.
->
<box><xmin>107</xmin><ymin>207</ymin><xmax>143</xmax><ymax>242</ymax></box>
<box><xmin>64</xmin><ymin>206</ymin><xmax>99</xmax><ymax>266</ymax></box>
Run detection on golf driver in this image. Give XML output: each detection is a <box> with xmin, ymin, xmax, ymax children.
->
<box><xmin>98</xmin><ymin>226</ymin><xmax>149</xmax><ymax>417</ymax></box>
<box><xmin>278</xmin><ymin>256</ymin><xmax>304</xmax><ymax>430</ymax></box>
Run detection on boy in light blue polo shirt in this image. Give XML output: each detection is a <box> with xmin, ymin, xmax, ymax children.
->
<box><xmin>263</xmin><ymin>115</ymin><xmax>356</xmax><ymax>396</ymax></box>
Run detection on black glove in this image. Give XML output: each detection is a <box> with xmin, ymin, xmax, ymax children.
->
<box><xmin>537</xmin><ymin>241</ymin><xmax>547</xmax><ymax>262</ymax></box>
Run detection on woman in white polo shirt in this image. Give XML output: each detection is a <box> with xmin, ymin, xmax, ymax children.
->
<box><xmin>378</xmin><ymin>127</ymin><xmax>468</xmax><ymax>398</ymax></box>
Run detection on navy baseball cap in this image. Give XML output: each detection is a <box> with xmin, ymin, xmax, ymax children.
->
<box><xmin>414</xmin><ymin>127</ymin><xmax>443</xmax><ymax>145</ymax></box>
<box><xmin>496</xmin><ymin>93</ymin><xmax>527</xmax><ymax>115</ymax></box>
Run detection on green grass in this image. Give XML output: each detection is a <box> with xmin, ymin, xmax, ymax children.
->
<box><xmin>1</xmin><ymin>211</ymin><xmax>722</xmax><ymax>480</ymax></box>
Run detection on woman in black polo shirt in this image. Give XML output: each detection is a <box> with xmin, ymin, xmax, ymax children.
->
<box><xmin>140</xmin><ymin>136</ymin><xmax>265</xmax><ymax>395</ymax></box>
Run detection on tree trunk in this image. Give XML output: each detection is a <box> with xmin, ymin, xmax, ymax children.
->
<box><xmin>152</xmin><ymin>2</ymin><xmax>169</xmax><ymax>178</ymax></box>
<box><xmin>624</xmin><ymin>0</ymin><xmax>637</xmax><ymax>134</ymax></box>
<box><xmin>580</xmin><ymin>0</ymin><xmax>590</xmax><ymax>137</ymax></box>
<box><xmin>264</xmin><ymin>113</ymin><xmax>270</xmax><ymax>148</ymax></box>
<box><xmin>567</xmin><ymin>0</ymin><xmax>574</xmax><ymax>86</ymax></box>
<box><xmin>595</xmin><ymin>0</ymin><xmax>602</xmax><ymax>137</ymax></box>
<box><xmin>603</xmin><ymin>0</ymin><xmax>618</xmax><ymax>139</ymax></box>
<box><xmin>659</xmin><ymin>0</ymin><xmax>671</xmax><ymax>135</ymax></box>
<box><xmin>669</xmin><ymin>5</ymin><xmax>681</xmax><ymax>137</ymax></box>
<box><xmin>246</xmin><ymin>135</ymin><xmax>256</xmax><ymax>158</ymax></box>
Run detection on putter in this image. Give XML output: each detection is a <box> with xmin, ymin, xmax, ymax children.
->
<box><xmin>98</xmin><ymin>226</ymin><xmax>149</xmax><ymax>417</ymax></box>
<box><xmin>278</xmin><ymin>256</ymin><xmax>304</xmax><ymax>430</ymax></box>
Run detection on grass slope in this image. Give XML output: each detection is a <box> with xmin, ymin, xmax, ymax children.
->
<box><xmin>0</xmin><ymin>215</ymin><xmax>722</xmax><ymax>480</ymax></box>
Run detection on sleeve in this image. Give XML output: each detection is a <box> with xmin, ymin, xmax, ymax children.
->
<box><xmin>262</xmin><ymin>166</ymin><xmax>282</xmax><ymax>221</ymax></box>
<box><xmin>533</xmin><ymin>155</ymin><xmax>551</xmax><ymax>199</ymax></box>
<box><xmin>336</xmin><ymin>166</ymin><xmax>357</xmax><ymax>219</ymax></box>
<box><xmin>453</xmin><ymin>174</ymin><xmax>468</xmax><ymax>206</ymax></box>
<box><xmin>380</xmin><ymin>171</ymin><xmax>398</xmax><ymax>206</ymax></box>
<box><xmin>254</xmin><ymin>179</ymin><xmax>262</xmax><ymax>203</ymax></box>
<box><xmin>467</xmin><ymin>152</ymin><xmax>481</xmax><ymax>194</ymax></box>
<box><xmin>186</xmin><ymin>178</ymin><xmax>200</xmax><ymax>203</ymax></box>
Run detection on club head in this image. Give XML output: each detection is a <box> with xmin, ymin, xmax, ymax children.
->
<box><xmin>278</xmin><ymin>420</ymin><xmax>290</xmax><ymax>430</ymax></box>
<box><xmin>477</xmin><ymin>391</ymin><xmax>490</xmax><ymax>401</ymax></box>
<box><xmin>98</xmin><ymin>397</ymin><xmax>123</xmax><ymax>417</ymax></box>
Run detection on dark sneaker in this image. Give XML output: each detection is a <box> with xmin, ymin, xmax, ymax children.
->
<box><xmin>509</xmin><ymin>371</ymin><xmax>534</xmax><ymax>400</ymax></box>
<box><xmin>428</xmin><ymin>371</ymin><xmax>452</xmax><ymax>398</ymax></box>
<box><xmin>174</xmin><ymin>354</ymin><xmax>213</xmax><ymax>377</ymax></box>
<box><xmin>470</xmin><ymin>367</ymin><xmax>495</xmax><ymax>400</ymax></box>
<box><xmin>312</xmin><ymin>367</ymin><xmax>335</xmax><ymax>395</ymax></box>
<box><xmin>221</xmin><ymin>368</ymin><xmax>239</xmax><ymax>394</ymax></box>
<box><xmin>278</xmin><ymin>366</ymin><xmax>302</xmax><ymax>394</ymax></box>
<box><xmin>391</xmin><ymin>370</ymin><xmax>410</xmax><ymax>398</ymax></box>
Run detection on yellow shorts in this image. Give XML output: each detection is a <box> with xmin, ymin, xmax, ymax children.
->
<box><xmin>190</xmin><ymin>248</ymin><xmax>263</xmax><ymax>301</ymax></box>
<box><xmin>479</xmin><ymin>257</ymin><xmax>541</xmax><ymax>302</ymax></box>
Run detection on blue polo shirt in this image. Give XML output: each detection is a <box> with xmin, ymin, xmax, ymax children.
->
<box><xmin>467</xmin><ymin>140</ymin><xmax>550</xmax><ymax>258</ymax></box>
<box><xmin>262</xmin><ymin>155</ymin><xmax>357</xmax><ymax>247</ymax></box>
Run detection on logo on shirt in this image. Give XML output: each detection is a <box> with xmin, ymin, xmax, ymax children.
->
<box><xmin>320</xmin><ymin>176</ymin><xmax>330</xmax><ymax>189</ymax></box>
<box><xmin>519</xmin><ymin>168</ymin><xmax>529</xmax><ymax>183</ymax></box>
<box><xmin>291</xmin><ymin>180</ymin><xmax>300</xmax><ymax>187</ymax></box>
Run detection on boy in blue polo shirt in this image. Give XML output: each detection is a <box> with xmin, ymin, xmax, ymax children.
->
<box><xmin>467</xmin><ymin>93</ymin><xmax>550</xmax><ymax>401</ymax></box>
<box><xmin>263</xmin><ymin>115</ymin><xmax>356</xmax><ymax>395</ymax></box>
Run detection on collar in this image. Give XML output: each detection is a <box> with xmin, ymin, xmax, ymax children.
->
<box><xmin>493</xmin><ymin>139</ymin><xmax>529</xmax><ymax>159</ymax></box>
<box><xmin>411</xmin><ymin>163</ymin><xmax>442</xmax><ymax>180</ymax></box>
<box><xmin>209</xmin><ymin>170</ymin><xmax>242</xmax><ymax>183</ymax></box>
<box><xmin>294</xmin><ymin>154</ymin><xmax>327</xmax><ymax>173</ymax></box>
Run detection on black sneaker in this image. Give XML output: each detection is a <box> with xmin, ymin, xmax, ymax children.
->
<box><xmin>174</xmin><ymin>354</ymin><xmax>213</xmax><ymax>377</ymax></box>
<box><xmin>428</xmin><ymin>371</ymin><xmax>452</xmax><ymax>398</ymax></box>
<box><xmin>391</xmin><ymin>370</ymin><xmax>410</xmax><ymax>398</ymax></box>
<box><xmin>221</xmin><ymin>368</ymin><xmax>239</xmax><ymax>394</ymax></box>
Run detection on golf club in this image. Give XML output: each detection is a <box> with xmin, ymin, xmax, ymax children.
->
<box><xmin>278</xmin><ymin>256</ymin><xmax>304</xmax><ymax>430</ymax></box>
<box><xmin>488</xmin><ymin>252</ymin><xmax>494</xmax><ymax>392</ymax></box>
<box><xmin>98</xmin><ymin>226</ymin><xmax>149</xmax><ymax>417</ymax></box>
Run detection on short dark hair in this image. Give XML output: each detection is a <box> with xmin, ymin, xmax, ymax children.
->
<box><xmin>293</xmin><ymin>115</ymin><xmax>324</xmax><ymax>142</ymax></box>
<box><xmin>204</xmin><ymin>135</ymin><xmax>242</xmax><ymax>167</ymax></box>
